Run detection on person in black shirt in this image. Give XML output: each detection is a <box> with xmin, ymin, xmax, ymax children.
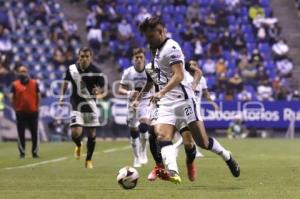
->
<box><xmin>59</xmin><ymin>47</ymin><xmax>106</xmax><ymax>169</ymax></box>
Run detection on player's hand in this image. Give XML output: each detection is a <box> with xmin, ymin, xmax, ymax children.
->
<box><xmin>191</xmin><ymin>83</ymin><xmax>197</xmax><ymax>91</ymax></box>
<box><xmin>127</xmin><ymin>91</ymin><xmax>139</xmax><ymax>99</ymax></box>
<box><xmin>150</xmin><ymin>91</ymin><xmax>165</xmax><ymax>104</ymax></box>
<box><xmin>92</xmin><ymin>85</ymin><xmax>103</xmax><ymax>96</ymax></box>
<box><xmin>130</xmin><ymin>100</ymin><xmax>139</xmax><ymax>109</ymax></box>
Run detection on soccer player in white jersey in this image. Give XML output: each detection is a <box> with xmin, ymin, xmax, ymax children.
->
<box><xmin>134</xmin><ymin>16</ymin><xmax>240</xmax><ymax>184</ymax></box>
<box><xmin>174</xmin><ymin>60</ymin><xmax>220</xmax><ymax>157</ymax></box>
<box><xmin>118</xmin><ymin>48</ymin><xmax>151</xmax><ymax>167</ymax></box>
<box><xmin>147</xmin><ymin>59</ymin><xmax>202</xmax><ymax>182</ymax></box>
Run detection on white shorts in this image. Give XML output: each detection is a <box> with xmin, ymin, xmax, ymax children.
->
<box><xmin>127</xmin><ymin>99</ymin><xmax>150</xmax><ymax>128</ymax></box>
<box><xmin>70</xmin><ymin>111</ymin><xmax>100</xmax><ymax>127</ymax></box>
<box><xmin>153</xmin><ymin>98</ymin><xmax>202</xmax><ymax>131</ymax></box>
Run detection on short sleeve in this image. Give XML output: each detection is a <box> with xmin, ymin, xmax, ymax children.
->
<box><xmin>120</xmin><ymin>69</ymin><xmax>129</xmax><ymax>85</ymax></box>
<box><xmin>64</xmin><ymin>68</ymin><xmax>71</xmax><ymax>81</ymax></box>
<box><xmin>166</xmin><ymin>46</ymin><xmax>184</xmax><ymax>66</ymax></box>
<box><xmin>201</xmin><ymin>77</ymin><xmax>208</xmax><ymax>90</ymax></box>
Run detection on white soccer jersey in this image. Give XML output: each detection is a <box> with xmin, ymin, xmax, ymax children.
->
<box><xmin>187</xmin><ymin>74</ymin><xmax>208</xmax><ymax>103</ymax></box>
<box><xmin>120</xmin><ymin>65</ymin><xmax>152</xmax><ymax>99</ymax></box>
<box><xmin>146</xmin><ymin>38</ymin><xmax>194</xmax><ymax>105</ymax></box>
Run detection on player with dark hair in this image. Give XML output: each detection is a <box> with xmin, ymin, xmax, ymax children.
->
<box><xmin>118</xmin><ymin>48</ymin><xmax>151</xmax><ymax>167</ymax></box>
<box><xmin>134</xmin><ymin>16</ymin><xmax>240</xmax><ymax>183</ymax></box>
<box><xmin>59</xmin><ymin>47</ymin><xmax>106</xmax><ymax>169</ymax></box>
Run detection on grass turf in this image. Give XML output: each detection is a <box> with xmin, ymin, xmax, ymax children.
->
<box><xmin>0</xmin><ymin>139</ymin><xmax>299</xmax><ymax>199</ymax></box>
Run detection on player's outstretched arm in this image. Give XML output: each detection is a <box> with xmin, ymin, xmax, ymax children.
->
<box><xmin>188</xmin><ymin>60</ymin><xmax>202</xmax><ymax>91</ymax></box>
<box><xmin>59</xmin><ymin>81</ymin><xmax>69</xmax><ymax>104</ymax></box>
<box><xmin>203</xmin><ymin>89</ymin><xmax>219</xmax><ymax>111</ymax></box>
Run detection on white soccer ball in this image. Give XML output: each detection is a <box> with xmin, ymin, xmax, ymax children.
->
<box><xmin>117</xmin><ymin>166</ymin><xmax>139</xmax><ymax>189</ymax></box>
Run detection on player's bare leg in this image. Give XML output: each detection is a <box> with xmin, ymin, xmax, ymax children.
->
<box><xmin>147</xmin><ymin>125</ymin><xmax>164</xmax><ymax>181</ymax></box>
<box><xmin>155</xmin><ymin>124</ymin><xmax>181</xmax><ymax>184</ymax></box>
<box><xmin>181</xmin><ymin>128</ymin><xmax>197</xmax><ymax>181</ymax></box>
<box><xmin>188</xmin><ymin>120</ymin><xmax>240</xmax><ymax>177</ymax></box>
<box><xmin>71</xmin><ymin>126</ymin><xmax>83</xmax><ymax>160</ymax></box>
<box><xmin>85</xmin><ymin>127</ymin><xmax>96</xmax><ymax>169</ymax></box>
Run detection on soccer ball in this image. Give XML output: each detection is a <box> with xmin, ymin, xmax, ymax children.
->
<box><xmin>117</xmin><ymin>166</ymin><xmax>139</xmax><ymax>189</ymax></box>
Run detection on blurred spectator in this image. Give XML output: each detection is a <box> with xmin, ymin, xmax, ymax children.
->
<box><xmin>248</xmin><ymin>3</ymin><xmax>265</xmax><ymax>21</ymax></box>
<box><xmin>205</xmin><ymin>11</ymin><xmax>217</xmax><ymax>27</ymax></box>
<box><xmin>216</xmin><ymin>72</ymin><xmax>228</xmax><ymax>93</ymax></box>
<box><xmin>250</xmin><ymin>49</ymin><xmax>263</xmax><ymax>65</ymax></box>
<box><xmin>136</xmin><ymin>7</ymin><xmax>151</xmax><ymax>24</ymax></box>
<box><xmin>256</xmin><ymin>66</ymin><xmax>269</xmax><ymax>83</ymax></box>
<box><xmin>180</xmin><ymin>23</ymin><xmax>194</xmax><ymax>42</ymax></box>
<box><xmin>192</xmin><ymin>36</ymin><xmax>203</xmax><ymax>60</ymax></box>
<box><xmin>257</xmin><ymin>81</ymin><xmax>274</xmax><ymax>101</ymax></box>
<box><xmin>276</xmin><ymin>58</ymin><xmax>293</xmax><ymax>78</ymax></box>
<box><xmin>29</xmin><ymin>0</ymin><xmax>51</xmax><ymax>24</ymax></box>
<box><xmin>52</xmin><ymin>47</ymin><xmax>65</xmax><ymax>66</ymax></box>
<box><xmin>173</xmin><ymin>0</ymin><xmax>187</xmax><ymax>6</ymax></box>
<box><xmin>0</xmin><ymin>25</ymin><xmax>12</xmax><ymax>53</ymax></box>
<box><xmin>237</xmin><ymin>88</ymin><xmax>253</xmax><ymax>101</ymax></box>
<box><xmin>225</xmin><ymin>0</ymin><xmax>240</xmax><ymax>9</ymax></box>
<box><xmin>215</xmin><ymin>58</ymin><xmax>227</xmax><ymax>75</ymax></box>
<box><xmin>220</xmin><ymin>30</ymin><xmax>233</xmax><ymax>51</ymax></box>
<box><xmin>227</xmin><ymin>115</ymin><xmax>248</xmax><ymax>139</ymax></box>
<box><xmin>70</xmin><ymin>0</ymin><xmax>81</xmax><ymax>4</ymax></box>
<box><xmin>241</xmin><ymin>63</ymin><xmax>257</xmax><ymax>86</ymax></box>
<box><xmin>237</xmin><ymin>50</ymin><xmax>250</xmax><ymax>70</ymax></box>
<box><xmin>186</xmin><ymin>2</ymin><xmax>199</xmax><ymax>21</ymax></box>
<box><xmin>232</xmin><ymin>28</ymin><xmax>246</xmax><ymax>52</ymax></box>
<box><xmin>207</xmin><ymin>41</ymin><xmax>222</xmax><ymax>58</ymax></box>
<box><xmin>275</xmin><ymin>85</ymin><xmax>289</xmax><ymax>100</ymax></box>
<box><xmin>272</xmin><ymin>38</ymin><xmax>289</xmax><ymax>59</ymax></box>
<box><xmin>268</xmin><ymin>23</ymin><xmax>282</xmax><ymax>44</ymax></box>
<box><xmin>288</xmin><ymin>90</ymin><xmax>300</xmax><ymax>101</ymax></box>
<box><xmin>228</xmin><ymin>73</ymin><xmax>244</xmax><ymax>93</ymax></box>
<box><xmin>106</xmin><ymin>1</ymin><xmax>120</xmax><ymax>23</ymax></box>
<box><xmin>202</xmin><ymin>59</ymin><xmax>216</xmax><ymax>75</ymax></box>
<box><xmin>117</xmin><ymin>19</ymin><xmax>133</xmax><ymax>42</ymax></box>
<box><xmin>87</xmin><ymin>26</ymin><xmax>102</xmax><ymax>53</ymax></box>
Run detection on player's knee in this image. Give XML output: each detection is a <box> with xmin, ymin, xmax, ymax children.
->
<box><xmin>158</xmin><ymin>140</ymin><xmax>173</xmax><ymax>148</ymax></box>
<box><xmin>130</xmin><ymin>129</ymin><xmax>139</xmax><ymax>139</ymax></box>
<box><xmin>184</xmin><ymin>142</ymin><xmax>194</xmax><ymax>150</ymax></box>
<box><xmin>71</xmin><ymin>130</ymin><xmax>81</xmax><ymax>138</ymax></box>
<box><xmin>138</xmin><ymin>123</ymin><xmax>149</xmax><ymax>133</ymax></box>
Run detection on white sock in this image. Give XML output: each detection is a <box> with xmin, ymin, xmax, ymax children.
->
<box><xmin>140</xmin><ymin>132</ymin><xmax>148</xmax><ymax>154</ymax></box>
<box><xmin>131</xmin><ymin>138</ymin><xmax>140</xmax><ymax>159</ymax></box>
<box><xmin>161</xmin><ymin>145</ymin><xmax>179</xmax><ymax>174</ymax></box>
<box><xmin>173</xmin><ymin>136</ymin><xmax>183</xmax><ymax>149</ymax></box>
<box><xmin>209</xmin><ymin>137</ymin><xmax>230</xmax><ymax>161</ymax></box>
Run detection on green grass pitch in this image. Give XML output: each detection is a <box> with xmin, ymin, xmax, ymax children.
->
<box><xmin>0</xmin><ymin>139</ymin><xmax>299</xmax><ymax>199</ymax></box>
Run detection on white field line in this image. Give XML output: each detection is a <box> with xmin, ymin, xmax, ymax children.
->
<box><xmin>3</xmin><ymin>145</ymin><xmax>131</xmax><ymax>170</ymax></box>
<box><xmin>4</xmin><ymin>157</ymin><xmax>68</xmax><ymax>170</ymax></box>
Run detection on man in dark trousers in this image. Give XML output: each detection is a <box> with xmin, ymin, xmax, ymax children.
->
<box><xmin>59</xmin><ymin>47</ymin><xmax>106</xmax><ymax>169</ymax></box>
<box><xmin>9</xmin><ymin>65</ymin><xmax>41</xmax><ymax>159</ymax></box>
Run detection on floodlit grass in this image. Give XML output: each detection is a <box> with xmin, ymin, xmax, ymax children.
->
<box><xmin>0</xmin><ymin>139</ymin><xmax>299</xmax><ymax>199</ymax></box>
